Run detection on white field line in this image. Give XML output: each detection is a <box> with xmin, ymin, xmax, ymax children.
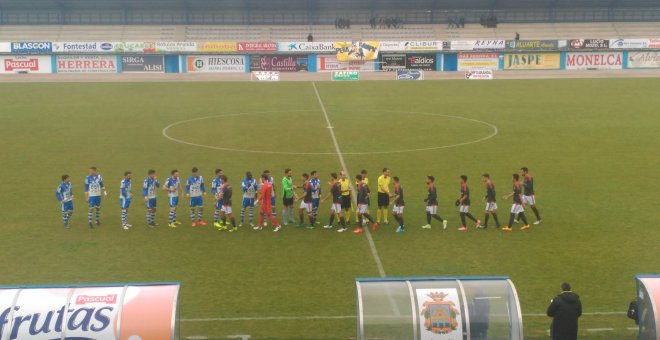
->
<box><xmin>180</xmin><ymin>311</ymin><xmax>627</xmax><ymax>322</ymax></box>
<box><xmin>311</xmin><ymin>81</ymin><xmax>386</xmax><ymax>279</ymax></box>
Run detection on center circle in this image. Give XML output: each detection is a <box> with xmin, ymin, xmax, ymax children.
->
<box><xmin>162</xmin><ymin>109</ymin><xmax>498</xmax><ymax>155</ymax></box>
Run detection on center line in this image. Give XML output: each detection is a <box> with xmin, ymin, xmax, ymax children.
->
<box><xmin>312</xmin><ymin>82</ymin><xmax>387</xmax><ymax>278</ymax></box>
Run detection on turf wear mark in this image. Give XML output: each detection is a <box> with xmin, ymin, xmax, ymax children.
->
<box><xmin>161</xmin><ymin>110</ymin><xmax>498</xmax><ymax>155</ymax></box>
<box><xmin>312</xmin><ymin>81</ymin><xmax>387</xmax><ymax>279</ymax></box>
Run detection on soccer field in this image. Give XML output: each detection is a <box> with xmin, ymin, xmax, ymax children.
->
<box><xmin>1</xmin><ymin>78</ymin><xmax>659</xmax><ymax>339</ymax></box>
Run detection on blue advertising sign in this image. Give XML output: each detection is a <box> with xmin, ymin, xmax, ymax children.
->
<box><xmin>11</xmin><ymin>42</ymin><xmax>52</xmax><ymax>53</ymax></box>
<box><xmin>396</xmin><ymin>69</ymin><xmax>424</xmax><ymax>80</ymax></box>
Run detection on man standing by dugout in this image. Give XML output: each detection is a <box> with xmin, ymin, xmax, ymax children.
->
<box><xmin>547</xmin><ymin>282</ymin><xmax>582</xmax><ymax>340</ymax></box>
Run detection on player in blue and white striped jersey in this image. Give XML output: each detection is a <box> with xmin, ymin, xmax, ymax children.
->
<box><xmin>143</xmin><ymin>169</ymin><xmax>160</xmax><ymax>227</ymax></box>
<box><xmin>240</xmin><ymin>171</ymin><xmax>258</xmax><ymax>227</ymax></box>
<box><xmin>84</xmin><ymin>166</ymin><xmax>107</xmax><ymax>228</ymax></box>
<box><xmin>310</xmin><ymin>170</ymin><xmax>322</xmax><ymax>225</ymax></box>
<box><xmin>185</xmin><ymin>167</ymin><xmax>206</xmax><ymax>227</ymax></box>
<box><xmin>119</xmin><ymin>171</ymin><xmax>133</xmax><ymax>230</ymax></box>
<box><xmin>56</xmin><ymin>174</ymin><xmax>74</xmax><ymax>228</ymax></box>
<box><xmin>211</xmin><ymin>169</ymin><xmax>225</xmax><ymax>229</ymax></box>
<box><xmin>164</xmin><ymin>169</ymin><xmax>183</xmax><ymax>228</ymax></box>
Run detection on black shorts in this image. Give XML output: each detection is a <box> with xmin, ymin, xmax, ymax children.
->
<box><xmin>341</xmin><ymin>195</ymin><xmax>351</xmax><ymax>210</ymax></box>
<box><xmin>282</xmin><ymin>197</ymin><xmax>294</xmax><ymax>206</ymax></box>
<box><xmin>378</xmin><ymin>192</ymin><xmax>390</xmax><ymax>208</ymax></box>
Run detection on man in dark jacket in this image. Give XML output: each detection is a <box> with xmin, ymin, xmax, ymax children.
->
<box><xmin>547</xmin><ymin>282</ymin><xmax>582</xmax><ymax>340</ymax></box>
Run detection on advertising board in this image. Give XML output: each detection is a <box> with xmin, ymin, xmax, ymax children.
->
<box><xmin>457</xmin><ymin>53</ymin><xmax>499</xmax><ymax>70</ymax></box>
<box><xmin>503</xmin><ymin>53</ymin><xmax>561</xmax><ymax>70</ymax></box>
<box><xmin>11</xmin><ymin>42</ymin><xmax>52</xmax><ymax>53</ymax></box>
<box><xmin>627</xmin><ymin>51</ymin><xmax>660</xmax><ymax>68</ymax></box>
<box><xmin>506</xmin><ymin>40</ymin><xmax>559</xmax><ymax>50</ymax></box>
<box><xmin>406</xmin><ymin>54</ymin><xmax>437</xmax><ymax>70</ymax></box>
<box><xmin>56</xmin><ymin>55</ymin><xmax>117</xmax><ymax>73</ymax></box>
<box><xmin>252</xmin><ymin>71</ymin><xmax>280</xmax><ymax>81</ymax></box>
<box><xmin>0</xmin><ymin>55</ymin><xmax>52</xmax><ymax>73</ymax></box>
<box><xmin>114</xmin><ymin>42</ymin><xmax>156</xmax><ymax>53</ymax></box>
<box><xmin>609</xmin><ymin>38</ymin><xmax>650</xmax><ymax>49</ymax></box>
<box><xmin>450</xmin><ymin>40</ymin><xmax>505</xmax><ymax>51</ymax></box>
<box><xmin>465</xmin><ymin>69</ymin><xmax>494</xmax><ymax>79</ymax></box>
<box><xmin>238</xmin><ymin>42</ymin><xmax>277</xmax><ymax>52</ymax></box>
<box><xmin>52</xmin><ymin>42</ymin><xmax>116</xmax><ymax>53</ymax></box>
<box><xmin>121</xmin><ymin>55</ymin><xmax>164</xmax><ymax>73</ymax></box>
<box><xmin>317</xmin><ymin>55</ymin><xmax>373</xmax><ymax>72</ymax></box>
<box><xmin>250</xmin><ymin>55</ymin><xmax>308</xmax><ymax>72</ymax></box>
<box><xmin>332</xmin><ymin>71</ymin><xmax>359</xmax><ymax>81</ymax></box>
<box><xmin>155</xmin><ymin>41</ymin><xmax>197</xmax><ymax>52</ymax></box>
<box><xmin>565</xmin><ymin>52</ymin><xmax>623</xmax><ymax>70</ymax></box>
<box><xmin>379</xmin><ymin>41</ymin><xmax>442</xmax><ymax>52</ymax></box>
<box><xmin>277</xmin><ymin>42</ymin><xmax>335</xmax><ymax>53</ymax></box>
<box><xmin>396</xmin><ymin>69</ymin><xmax>423</xmax><ymax>80</ymax></box>
<box><xmin>335</xmin><ymin>41</ymin><xmax>379</xmax><ymax>61</ymax></box>
<box><xmin>568</xmin><ymin>39</ymin><xmax>609</xmax><ymax>49</ymax></box>
<box><xmin>196</xmin><ymin>42</ymin><xmax>237</xmax><ymax>52</ymax></box>
<box><xmin>186</xmin><ymin>55</ymin><xmax>246</xmax><ymax>72</ymax></box>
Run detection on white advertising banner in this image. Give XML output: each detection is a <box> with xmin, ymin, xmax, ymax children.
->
<box><xmin>316</xmin><ymin>55</ymin><xmax>373</xmax><ymax>72</ymax></box>
<box><xmin>0</xmin><ymin>283</ymin><xmax>180</xmax><ymax>339</ymax></box>
<box><xmin>52</xmin><ymin>42</ymin><xmax>116</xmax><ymax>53</ymax></box>
<box><xmin>155</xmin><ymin>41</ymin><xmax>197</xmax><ymax>52</ymax></box>
<box><xmin>252</xmin><ymin>71</ymin><xmax>280</xmax><ymax>81</ymax></box>
<box><xmin>451</xmin><ymin>40</ymin><xmax>505</xmax><ymax>51</ymax></box>
<box><xmin>379</xmin><ymin>41</ymin><xmax>442</xmax><ymax>52</ymax></box>
<box><xmin>609</xmin><ymin>38</ymin><xmax>650</xmax><ymax>49</ymax></box>
<box><xmin>186</xmin><ymin>55</ymin><xmax>246</xmax><ymax>73</ymax></box>
<box><xmin>416</xmin><ymin>289</ymin><xmax>463</xmax><ymax>340</ymax></box>
<box><xmin>277</xmin><ymin>42</ymin><xmax>335</xmax><ymax>53</ymax></box>
<box><xmin>0</xmin><ymin>55</ymin><xmax>52</xmax><ymax>73</ymax></box>
<box><xmin>56</xmin><ymin>55</ymin><xmax>117</xmax><ymax>73</ymax></box>
<box><xmin>465</xmin><ymin>69</ymin><xmax>494</xmax><ymax>79</ymax></box>
<box><xmin>628</xmin><ymin>51</ymin><xmax>660</xmax><ymax>68</ymax></box>
<box><xmin>565</xmin><ymin>52</ymin><xmax>623</xmax><ymax>70</ymax></box>
<box><xmin>457</xmin><ymin>53</ymin><xmax>500</xmax><ymax>70</ymax></box>
<box><xmin>0</xmin><ymin>42</ymin><xmax>12</xmax><ymax>53</ymax></box>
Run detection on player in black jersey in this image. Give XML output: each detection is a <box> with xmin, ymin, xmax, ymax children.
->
<box><xmin>218</xmin><ymin>175</ymin><xmax>237</xmax><ymax>232</ymax></box>
<box><xmin>421</xmin><ymin>176</ymin><xmax>448</xmax><ymax>230</ymax></box>
<box><xmin>521</xmin><ymin>167</ymin><xmax>542</xmax><ymax>224</ymax></box>
<box><xmin>353</xmin><ymin>174</ymin><xmax>378</xmax><ymax>234</ymax></box>
<box><xmin>481</xmin><ymin>174</ymin><xmax>501</xmax><ymax>228</ymax></box>
<box><xmin>390</xmin><ymin>176</ymin><xmax>406</xmax><ymax>233</ymax></box>
<box><xmin>502</xmin><ymin>173</ymin><xmax>530</xmax><ymax>231</ymax></box>
<box><xmin>321</xmin><ymin>173</ymin><xmax>348</xmax><ymax>232</ymax></box>
<box><xmin>457</xmin><ymin>175</ymin><xmax>481</xmax><ymax>231</ymax></box>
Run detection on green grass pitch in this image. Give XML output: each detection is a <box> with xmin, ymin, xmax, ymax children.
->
<box><xmin>1</xmin><ymin>78</ymin><xmax>659</xmax><ymax>339</ymax></box>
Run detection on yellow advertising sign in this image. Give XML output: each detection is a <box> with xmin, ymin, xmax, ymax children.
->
<box><xmin>335</xmin><ymin>41</ymin><xmax>379</xmax><ymax>61</ymax></box>
<box><xmin>197</xmin><ymin>41</ymin><xmax>237</xmax><ymax>52</ymax></box>
<box><xmin>504</xmin><ymin>53</ymin><xmax>560</xmax><ymax>70</ymax></box>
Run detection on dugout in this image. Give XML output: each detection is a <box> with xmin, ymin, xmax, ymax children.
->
<box><xmin>635</xmin><ymin>275</ymin><xmax>660</xmax><ymax>339</ymax></box>
<box><xmin>355</xmin><ymin>276</ymin><xmax>523</xmax><ymax>340</ymax></box>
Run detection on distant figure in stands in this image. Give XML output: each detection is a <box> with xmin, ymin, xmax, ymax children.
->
<box><xmin>307</xmin><ymin>33</ymin><xmax>313</xmax><ymax>42</ymax></box>
<box><xmin>459</xmin><ymin>16</ymin><xmax>465</xmax><ymax>28</ymax></box>
<box><xmin>547</xmin><ymin>282</ymin><xmax>582</xmax><ymax>340</ymax></box>
<box><xmin>447</xmin><ymin>16</ymin><xmax>454</xmax><ymax>28</ymax></box>
<box><xmin>515</xmin><ymin>32</ymin><xmax>520</xmax><ymax>41</ymax></box>
<box><xmin>369</xmin><ymin>17</ymin><xmax>376</xmax><ymax>29</ymax></box>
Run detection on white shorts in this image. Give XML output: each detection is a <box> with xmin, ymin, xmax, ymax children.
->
<box><xmin>221</xmin><ymin>205</ymin><xmax>233</xmax><ymax>214</ymax></box>
<box><xmin>426</xmin><ymin>205</ymin><xmax>437</xmax><ymax>215</ymax></box>
<box><xmin>300</xmin><ymin>201</ymin><xmax>312</xmax><ymax>213</ymax></box>
<box><xmin>331</xmin><ymin>203</ymin><xmax>342</xmax><ymax>214</ymax></box>
<box><xmin>511</xmin><ymin>204</ymin><xmax>524</xmax><ymax>214</ymax></box>
<box><xmin>459</xmin><ymin>205</ymin><xmax>470</xmax><ymax>213</ymax></box>
<box><xmin>392</xmin><ymin>205</ymin><xmax>404</xmax><ymax>214</ymax></box>
<box><xmin>358</xmin><ymin>204</ymin><xmax>369</xmax><ymax>214</ymax></box>
<box><xmin>523</xmin><ymin>195</ymin><xmax>536</xmax><ymax>205</ymax></box>
<box><xmin>485</xmin><ymin>202</ymin><xmax>498</xmax><ymax>212</ymax></box>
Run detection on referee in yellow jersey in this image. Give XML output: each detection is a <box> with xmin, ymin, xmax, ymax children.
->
<box><xmin>377</xmin><ymin>168</ymin><xmax>391</xmax><ymax>224</ymax></box>
<box><xmin>339</xmin><ymin>171</ymin><xmax>352</xmax><ymax>225</ymax></box>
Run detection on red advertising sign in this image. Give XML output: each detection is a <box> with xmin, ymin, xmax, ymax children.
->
<box><xmin>4</xmin><ymin>58</ymin><xmax>39</xmax><ymax>71</ymax></box>
<box><xmin>0</xmin><ymin>55</ymin><xmax>51</xmax><ymax>73</ymax></box>
<box><xmin>565</xmin><ymin>52</ymin><xmax>622</xmax><ymax>70</ymax></box>
<box><xmin>238</xmin><ymin>42</ymin><xmax>277</xmax><ymax>52</ymax></box>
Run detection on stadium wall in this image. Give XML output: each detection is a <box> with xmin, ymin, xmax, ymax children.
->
<box><xmin>1</xmin><ymin>40</ymin><xmax>659</xmax><ymax>74</ymax></box>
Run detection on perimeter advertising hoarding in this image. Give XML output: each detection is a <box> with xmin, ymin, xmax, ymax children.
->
<box><xmin>277</xmin><ymin>42</ymin><xmax>335</xmax><ymax>53</ymax></box>
<box><xmin>114</xmin><ymin>42</ymin><xmax>156</xmax><ymax>53</ymax></box>
<box><xmin>457</xmin><ymin>53</ymin><xmax>499</xmax><ymax>70</ymax></box>
<box><xmin>11</xmin><ymin>42</ymin><xmax>52</xmax><ymax>53</ymax></box>
<box><xmin>196</xmin><ymin>42</ymin><xmax>237</xmax><ymax>52</ymax></box>
<box><xmin>335</xmin><ymin>41</ymin><xmax>379</xmax><ymax>61</ymax></box>
<box><xmin>450</xmin><ymin>40</ymin><xmax>505</xmax><ymax>51</ymax></box>
<box><xmin>406</xmin><ymin>54</ymin><xmax>437</xmax><ymax>70</ymax></box>
<box><xmin>238</xmin><ymin>42</ymin><xmax>277</xmax><ymax>52</ymax></box>
<box><xmin>568</xmin><ymin>39</ymin><xmax>609</xmax><ymax>49</ymax></box>
<box><xmin>317</xmin><ymin>55</ymin><xmax>373</xmax><ymax>72</ymax></box>
<box><xmin>503</xmin><ymin>53</ymin><xmax>561</xmax><ymax>70</ymax></box>
<box><xmin>0</xmin><ymin>42</ymin><xmax>10</xmax><ymax>53</ymax></box>
<box><xmin>380</xmin><ymin>54</ymin><xmax>406</xmax><ymax>71</ymax></box>
<box><xmin>506</xmin><ymin>40</ymin><xmax>559</xmax><ymax>50</ymax></box>
<box><xmin>565</xmin><ymin>52</ymin><xmax>623</xmax><ymax>70</ymax></box>
<box><xmin>627</xmin><ymin>51</ymin><xmax>660</xmax><ymax>68</ymax></box>
<box><xmin>379</xmin><ymin>41</ymin><xmax>442</xmax><ymax>52</ymax></box>
<box><xmin>0</xmin><ymin>55</ymin><xmax>52</xmax><ymax>73</ymax></box>
<box><xmin>0</xmin><ymin>283</ymin><xmax>180</xmax><ymax>340</ymax></box>
<box><xmin>186</xmin><ymin>55</ymin><xmax>246</xmax><ymax>72</ymax></box>
<box><xmin>609</xmin><ymin>38</ymin><xmax>650</xmax><ymax>49</ymax></box>
<box><xmin>155</xmin><ymin>42</ymin><xmax>197</xmax><ymax>52</ymax></box>
<box><xmin>56</xmin><ymin>55</ymin><xmax>117</xmax><ymax>73</ymax></box>
<box><xmin>52</xmin><ymin>42</ymin><xmax>116</xmax><ymax>53</ymax></box>
<box><xmin>250</xmin><ymin>54</ymin><xmax>308</xmax><ymax>72</ymax></box>
<box><xmin>121</xmin><ymin>55</ymin><xmax>164</xmax><ymax>73</ymax></box>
